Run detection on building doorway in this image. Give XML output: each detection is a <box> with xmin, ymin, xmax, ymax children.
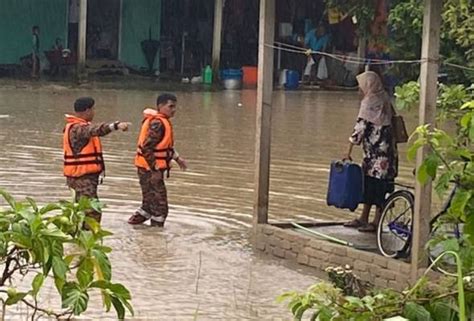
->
<box><xmin>86</xmin><ymin>0</ymin><xmax>121</xmax><ymax>60</ymax></box>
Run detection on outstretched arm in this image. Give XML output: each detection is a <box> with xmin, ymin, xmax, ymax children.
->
<box><xmin>69</xmin><ymin>122</ymin><xmax>129</xmax><ymax>155</ymax></box>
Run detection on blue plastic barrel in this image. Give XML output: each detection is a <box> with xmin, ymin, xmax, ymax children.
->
<box><xmin>284</xmin><ymin>70</ymin><xmax>299</xmax><ymax>90</ymax></box>
<box><xmin>221</xmin><ymin>69</ymin><xmax>242</xmax><ymax>80</ymax></box>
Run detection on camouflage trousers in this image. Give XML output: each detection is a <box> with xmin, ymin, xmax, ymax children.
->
<box><xmin>66</xmin><ymin>173</ymin><xmax>102</xmax><ymax>223</ymax></box>
<box><xmin>136</xmin><ymin>168</ymin><xmax>168</xmax><ymax>224</ymax></box>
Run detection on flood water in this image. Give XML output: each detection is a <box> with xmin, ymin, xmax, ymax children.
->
<box><xmin>0</xmin><ymin>87</ymin><xmax>417</xmax><ymax>320</ymax></box>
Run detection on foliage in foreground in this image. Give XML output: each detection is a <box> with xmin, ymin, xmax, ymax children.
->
<box><xmin>279</xmin><ymin>265</ymin><xmax>474</xmax><ymax>321</ymax></box>
<box><xmin>389</xmin><ymin>0</ymin><xmax>474</xmax><ymax>84</ymax></box>
<box><xmin>326</xmin><ymin>0</ymin><xmax>474</xmax><ymax>83</ymax></box>
<box><xmin>396</xmin><ymin>81</ymin><xmax>474</xmax><ymax>274</ymax></box>
<box><xmin>0</xmin><ymin>190</ymin><xmax>133</xmax><ymax>320</ymax></box>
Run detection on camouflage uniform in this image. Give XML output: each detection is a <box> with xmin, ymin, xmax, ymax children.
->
<box><xmin>66</xmin><ymin>122</ymin><xmax>113</xmax><ymax>223</ymax></box>
<box><xmin>135</xmin><ymin>119</ymin><xmax>171</xmax><ymax>225</ymax></box>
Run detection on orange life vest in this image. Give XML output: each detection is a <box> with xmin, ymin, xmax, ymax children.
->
<box><xmin>63</xmin><ymin>115</ymin><xmax>104</xmax><ymax>177</ymax></box>
<box><xmin>134</xmin><ymin>109</ymin><xmax>174</xmax><ymax>171</ymax></box>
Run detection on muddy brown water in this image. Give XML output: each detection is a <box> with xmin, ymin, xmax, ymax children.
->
<box><xmin>0</xmin><ymin>87</ymin><xmax>418</xmax><ymax>320</ymax></box>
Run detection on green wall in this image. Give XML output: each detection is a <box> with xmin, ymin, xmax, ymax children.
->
<box><xmin>0</xmin><ymin>0</ymin><xmax>68</xmax><ymax>64</ymax></box>
<box><xmin>120</xmin><ymin>0</ymin><xmax>161</xmax><ymax>70</ymax></box>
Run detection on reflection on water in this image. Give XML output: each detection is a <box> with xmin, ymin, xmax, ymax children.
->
<box><xmin>0</xmin><ymin>88</ymin><xmax>417</xmax><ymax>319</ymax></box>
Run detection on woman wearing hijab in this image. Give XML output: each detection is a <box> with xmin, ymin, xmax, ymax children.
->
<box><xmin>344</xmin><ymin>71</ymin><xmax>398</xmax><ymax>232</ymax></box>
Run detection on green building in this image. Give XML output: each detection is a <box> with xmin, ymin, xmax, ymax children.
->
<box><xmin>0</xmin><ymin>0</ymin><xmax>162</xmax><ymax>71</ymax></box>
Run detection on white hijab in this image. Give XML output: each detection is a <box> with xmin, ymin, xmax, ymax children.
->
<box><xmin>356</xmin><ymin>71</ymin><xmax>392</xmax><ymax>126</ymax></box>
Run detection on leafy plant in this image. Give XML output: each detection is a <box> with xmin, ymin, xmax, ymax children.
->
<box><xmin>388</xmin><ymin>0</ymin><xmax>474</xmax><ymax>84</ymax></box>
<box><xmin>279</xmin><ymin>263</ymin><xmax>472</xmax><ymax>320</ymax></box>
<box><xmin>0</xmin><ymin>190</ymin><xmax>133</xmax><ymax>320</ymax></box>
<box><xmin>396</xmin><ymin>80</ymin><xmax>474</xmax><ymax>275</ymax></box>
<box><xmin>395</xmin><ymin>82</ymin><xmax>474</xmax><ymax>124</ymax></box>
<box><xmin>394</xmin><ymin>81</ymin><xmax>420</xmax><ymax>111</ymax></box>
<box><xmin>325</xmin><ymin>0</ymin><xmax>377</xmax><ymax>38</ymax></box>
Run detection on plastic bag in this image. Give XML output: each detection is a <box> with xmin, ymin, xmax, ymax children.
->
<box><xmin>317</xmin><ymin>56</ymin><xmax>328</xmax><ymax>80</ymax></box>
<box><xmin>304</xmin><ymin>56</ymin><xmax>315</xmax><ymax>76</ymax></box>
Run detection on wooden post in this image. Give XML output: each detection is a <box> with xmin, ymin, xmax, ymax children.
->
<box><xmin>410</xmin><ymin>0</ymin><xmax>442</xmax><ymax>282</ymax></box>
<box><xmin>77</xmin><ymin>0</ymin><xmax>87</xmax><ymax>81</ymax></box>
<box><xmin>211</xmin><ymin>0</ymin><xmax>223</xmax><ymax>81</ymax></box>
<box><xmin>253</xmin><ymin>0</ymin><xmax>275</xmax><ymax>228</ymax></box>
<box><xmin>357</xmin><ymin>36</ymin><xmax>366</xmax><ymax>72</ymax></box>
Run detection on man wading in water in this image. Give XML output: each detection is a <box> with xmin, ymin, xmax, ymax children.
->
<box><xmin>128</xmin><ymin>93</ymin><xmax>187</xmax><ymax>227</ymax></box>
<box><xmin>63</xmin><ymin>97</ymin><xmax>129</xmax><ymax>225</ymax></box>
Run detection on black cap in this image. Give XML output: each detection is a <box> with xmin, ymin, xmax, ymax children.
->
<box><xmin>74</xmin><ymin>97</ymin><xmax>95</xmax><ymax>112</ymax></box>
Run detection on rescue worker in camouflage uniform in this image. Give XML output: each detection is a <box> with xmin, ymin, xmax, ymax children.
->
<box><xmin>128</xmin><ymin>93</ymin><xmax>187</xmax><ymax>227</ymax></box>
<box><xmin>63</xmin><ymin>97</ymin><xmax>129</xmax><ymax>223</ymax></box>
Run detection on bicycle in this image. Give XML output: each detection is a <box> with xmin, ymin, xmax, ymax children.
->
<box><xmin>376</xmin><ymin>181</ymin><xmax>462</xmax><ymax>275</ymax></box>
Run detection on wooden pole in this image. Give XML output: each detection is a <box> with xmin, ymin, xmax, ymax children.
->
<box><xmin>410</xmin><ymin>0</ymin><xmax>442</xmax><ymax>282</ymax></box>
<box><xmin>211</xmin><ymin>0</ymin><xmax>223</xmax><ymax>81</ymax></box>
<box><xmin>357</xmin><ymin>36</ymin><xmax>366</xmax><ymax>72</ymax></box>
<box><xmin>77</xmin><ymin>0</ymin><xmax>87</xmax><ymax>81</ymax></box>
<box><xmin>253</xmin><ymin>0</ymin><xmax>275</xmax><ymax>228</ymax></box>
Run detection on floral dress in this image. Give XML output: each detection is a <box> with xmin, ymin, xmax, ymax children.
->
<box><xmin>350</xmin><ymin>118</ymin><xmax>398</xmax><ymax>206</ymax></box>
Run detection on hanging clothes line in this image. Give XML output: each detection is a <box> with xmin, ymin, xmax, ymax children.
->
<box><xmin>269</xmin><ymin>41</ymin><xmax>474</xmax><ymax>72</ymax></box>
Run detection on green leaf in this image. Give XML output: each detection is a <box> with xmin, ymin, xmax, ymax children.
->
<box><xmin>77</xmin><ymin>257</ymin><xmax>94</xmax><ymax>288</ymax></box>
<box><xmin>61</xmin><ymin>282</ymin><xmax>89</xmax><ymax>315</ymax></box>
<box><xmin>96</xmin><ymin>245</ymin><xmax>113</xmax><ymax>253</ymax></box>
<box><xmin>55</xmin><ymin>276</ymin><xmax>65</xmax><ymax>294</ymax></box>
<box><xmin>52</xmin><ymin>256</ymin><xmax>68</xmax><ymax>280</ymax></box>
<box><xmin>464</xmin><ymin>219</ymin><xmax>474</xmax><ymax>244</ymax></box>
<box><xmin>39</xmin><ymin>203</ymin><xmax>62</xmax><ymax>215</ymax></box>
<box><xmin>17</xmin><ymin>208</ymin><xmax>36</xmax><ymax>223</ymax></box>
<box><xmin>40</xmin><ymin>228</ymin><xmax>70</xmax><ymax>239</ymax></box>
<box><xmin>109</xmin><ymin>283</ymin><xmax>131</xmax><ymax>300</ymax></box>
<box><xmin>439</xmin><ymin>238</ymin><xmax>461</xmax><ymax>252</ymax></box>
<box><xmin>425</xmin><ymin>155</ymin><xmax>439</xmax><ymax>179</ymax></box>
<box><xmin>461</xmin><ymin>101</ymin><xmax>474</xmax><ymax>110</ymax></box>
<box><xmin>346</xmin><ymin>296</ymin><xmax>364</xmax><ymax>307</ymax></box>
<box><xmin>0</xmin><ymin>189</ymin><xmax>16</xmax><ymax>209</ymax></box>
<box><xmin>25</xmin><ymin>197</ymin><xmax>38</xmax><ymax>212</ymax></box>
<box><xmin>317</xmin><ymin>306</ymin><xmax>333</xmax><ymax>321</ymax></box>
<box><xmin>470</xmin><ymin>114</ymin><xmax>474</xmax><ymax>141</ymax></box>
<box><xmin>11</xmin><ymin>232</ymin><xmax>33</xmax><ymax>248</ymax></box>
<box><xmin>408</xmin><ymin>141</ymin><xmax>423</xmax><ymax>161</ymax></box>
<box><xmin>79</xmin><ymin>231</ymin><xmax>96</xmax><ymax>250</ymax></box>
<box><xmin>403</xmin><ymin>302</ymin><xmax>432</xmax><ymax>321</ymax></box>
<box><xmin>89</xmin><ymin>198</ymin><xmax>103</xmax><ymax>213</ymax></box>
<box><xmin>64</xmin><ymin>254</ymin><xmax>77</xmax><ymax>266</ymax></box>
<box><xmin>417</xmin><ymin>163</ymin><xmax>430</xmax><ymax>185</ymax></box>
<box><xmin>429</xmin><ymin>301</ymin><xmax>455</xmax><ymax>321</ymax></box>
<box><xmin>84</xmin><ymin>216</ymin><xmax>100</xmax><ymax>234</ymax></box>
<box><xmin>5</xmin><ymin>289</ymin><xmax>28</xmax><ymax>305</ymax></box>
<box><xmin>92</xmin><ymin>249</ymin><xmax>112</xmax><ymax>281</ymax></box>
<box><xmin>90</xmin><ymin>280</ymin><xmax>109</xmax><ymax>289</ymax></box>
<box><xmin>32</xmin><ymin>273</ymin><xmax>45</xmax><ymax>296</ymax></box>
<box><xmin>30</xmin><ymin>215</ymin><xmax>43</xmax><ymax>234</ymax></box>
<box><xmin>448</xmin><ymin>189</ymin><xmax>472</xmax><ymax>218</ymax></box>
<box><xmin>435</xmin><ymin>172</ymin><xmax>452</xmax><ymax>198</ymax></box>
<box><xmin>101</xmin><ymin>289</ymin><xmax>112</xmax><ymax>312</ymax></box>
<box><xmin>111</xmin><ymin>296</ymin><xmax>126</xmax><ymax>320</ymax></box>
<box><xmin>291</xmin><ymin>301</ymin><xmax>302</xmax><ymax>316</ymax></box>
<box><xmin>97</xmin><ymin>229</ymin><xmax>114</xmax><ymax>238</ymax></box>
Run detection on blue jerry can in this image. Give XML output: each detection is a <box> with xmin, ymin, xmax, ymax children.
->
<box><xmin>326</xmin><ymin>161</ymin><xmax>364</xmax><ymax>212</ymax></box>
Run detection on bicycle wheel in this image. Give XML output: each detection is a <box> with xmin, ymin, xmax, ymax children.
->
<box><xmin>377</xmin><ymin>190</ymin><xmax>414</xmax><ymax>258</ymax></box>
<box><xmin>429</xmin><ymin>220</ymin><xmax>463</xmax><ymax>276</ymax></box>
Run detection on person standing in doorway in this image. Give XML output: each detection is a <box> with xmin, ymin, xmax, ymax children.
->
<box><xmin>343</xmin><ymin>71</ymin><xmax>398</xmax><ymax>232</ymax></box>
<box><xmin>31</xmin><ymin>26</ymin><xmax>40</xmax><ymax>78</ymax></box>
<box><xmin>128</xmin><ymin>93</ymin><xmax>187</xmax><ymax>227</ymax></box>
<box><xmin>63</xmin><ymin>97</ymin><xmax>129</xmax><ymax>225</ymax></box>
<box><xmin>303</xmin><ymin>24</ymin><xmax>330</xmax><ymax>83</ymax></box>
